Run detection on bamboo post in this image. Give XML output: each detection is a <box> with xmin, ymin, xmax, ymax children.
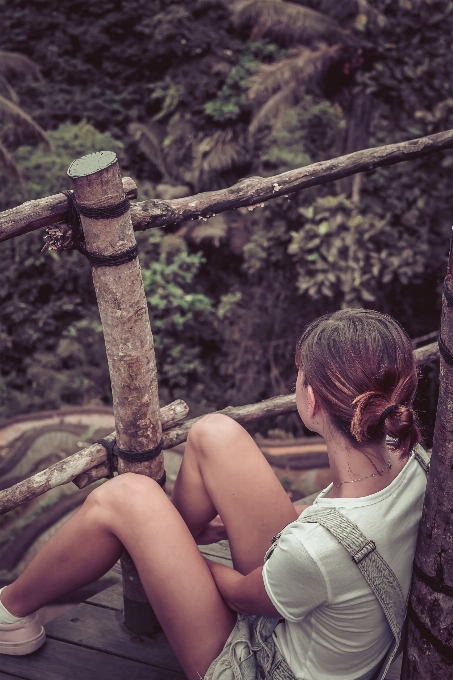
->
<box><xmin>67</xmin><ymin>150</ymin><xmax>162</xmax><ymax>636</ymax></box>
<box><xmin>401</xmin><ymin>229</ymin><xmax>453</xmax><ymax>678</ymax></box>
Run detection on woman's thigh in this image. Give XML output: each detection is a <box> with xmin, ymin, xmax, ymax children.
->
<box><xmin>98</xmin><ymin>474</ymin><xmax>236</xmax><ymax>680</ymax></box>
<box><xmin>172</xmin><ymin>414</ymin><xmax>298</xmax><ymax>575</ymax></box>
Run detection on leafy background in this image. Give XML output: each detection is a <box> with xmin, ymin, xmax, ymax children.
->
<box><xmin>0</xmin><ymin>0</ymin><xmax>451</xmax><ymax>443</ymax></box>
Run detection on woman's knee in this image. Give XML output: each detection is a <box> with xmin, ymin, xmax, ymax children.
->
<box><xmin>86</xmin><ymin>472</ymin><xmax>162</xmax><ymax>517</ymax></box>
<box><xmin>187</xmin><ymin>413</ymin><xmax>244</xmax><ymax>459</ymax></box>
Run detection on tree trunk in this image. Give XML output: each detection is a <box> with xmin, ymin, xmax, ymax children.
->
<box><xmin>67</xmin><ymin>151</ymin><xmax>163</xmax><ymax>636</ymax></box>
<box><xmin>401</xmin><ymin>255</ymin><xmax>453</xmax><ymax>676</ymax></box>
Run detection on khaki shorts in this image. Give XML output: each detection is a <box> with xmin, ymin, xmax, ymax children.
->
<box><xmin>204</xmin><ymin>614</ymin><xmax>297</xmax><ymax>680</ymax></box>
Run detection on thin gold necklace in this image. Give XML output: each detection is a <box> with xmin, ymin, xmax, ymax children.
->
<box><xmin>332</xmin><ymin>456</ymin><xmax>392</xmax><ymax>492</ymax></box>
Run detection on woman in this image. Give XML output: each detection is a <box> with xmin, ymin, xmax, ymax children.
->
<box><xmin>0</xmin><ymin>309</ymin><xmax>427</xmax><ymax>680</ymax></box>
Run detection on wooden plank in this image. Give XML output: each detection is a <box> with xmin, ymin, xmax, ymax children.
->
<box><xmin>87</xmin><ymin>582</ymin><xmax>123</xmax><ymax>610</ymax></box>
<box><xmin>45</xmin><ymin>602</ymin><xmax>183</xmax><ymax>673</ymax></box>
<box><xmin>1</xmin><ymin>637</ymin><xmax>183</xmax><ymax>680</ymax></box>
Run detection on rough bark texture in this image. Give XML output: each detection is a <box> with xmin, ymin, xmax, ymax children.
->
<box><xmin>0</xmin><ymin>177</ymin><xmax>137</xmax><ymax>243</ymax></box>
<box><xmin>402</xmin><ymin>282</ymin><xmax>453</xmax><ymax>678</ymax></box>
<box><xmin>68</xmin><ymin>153</ymin><xmax>162</xmax><ymax>476</ymax></box>
<box><xmin>68</xmin><ymin>150</ymin><xmax>165</xmax><ymax>635</ymax></box>
<box><xmin>0</xmin><ymin>342</ymin><xmax>437</xmax><ymax>513</ymax></box>
<box><xmin>2</xmin><ymin>130</ymin><xmax>453</xmax><ymax>244</ymax></box>
<box><xmin>73</xmin><ymin>399</ymin><xmax>189</xmax><ymax>489</ymax></box>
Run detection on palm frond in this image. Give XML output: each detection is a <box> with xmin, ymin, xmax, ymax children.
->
<box><xmin>249</xmin><ymin>85</ymin><xmax>297</xmax><ymax>137</ymax></box>
<box><xmin>0</xmin><ymin>95</ymin><xmax>52</xmax><ymax>149</ymax></box>
<box><xmin>128</xmin><ymin>122</ymin><xmax>174</xmax><ymax>183</ymax></box>
<box><xmin>0</xmin><ymin>137</ymin><xmax>23</xmax><ymax>184</ymax></box>
<box><xmin>193</xmin><ymin>130</ymin><xmax>249</xmax><ymax>190</ymax></box>
<box><xmin>0</xmin><ymin>74</ymin><xmax>19</xmax><ymax>104</ymax></box>
<box><xmin>0</xmin><ymin>51</ymin><xmax>44</xmax><ymax>82</ymax></box>
<box><xmin>233</xmin><ymin>0</ymin><xmax>343</xmax><ymax>44</ymax></box>
<box><xmin>292</xmin><ymin>0</ymin><xmax>358</xmax><ymax>25</ymax></box>
<box><xmin>247</xmin><ymin>47</ymin><xmax>307</xmax><ymax>103</ymax></box>
<box><xmin>248</xmin><ymin>44</ymin><xmax>344</xmax><ymax>104</ymax></box>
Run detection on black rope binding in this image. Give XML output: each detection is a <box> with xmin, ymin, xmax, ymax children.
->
<box><xmin>439</xmin><ymin>336</ymin><xmax>453</xmax><ymax>367</ymax></box>
<box><xmin>96</xmin><ymin>438</ymin><xmax>117</xmax><ymax>479</ymax></box>
<box><xmin>113</xmin><ymin>437</ymin><xmax>165</xmax><ymax>462</ymax></box>
<box><xmin>96</xmin><ymin>437</ymin><xmax>166</xmax><ymax>483</ymax></box>
<box><xmin>413</xmin><ymin>562</ymin><xmax>453</xmax><ymax>599</ymax></box>
<box><xmin>408</xmin><ymin>601</ymin><xmax>453</xmax><ymax>662</ymax></box>
<box><xmin>62</xmin><ymin>190</ymin><xmax>138</xmax><ymax>267</ymax></box>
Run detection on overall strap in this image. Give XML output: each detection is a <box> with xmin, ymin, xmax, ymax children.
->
<box><xmin>299</xmin><ymin>509</ymin><xmax>405</xmax><ymax>641</ymax></box>
<box><xmin>412</xmin><ymin>443</ymin><xmax>430</xmax><ymax>476</ymax></box>
<box><xmin>297</xmin><ymin>447</ymin><xmax>429</xmax><ymax>679</ymax></box>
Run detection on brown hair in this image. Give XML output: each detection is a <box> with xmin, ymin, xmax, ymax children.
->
<box><xmin>295</xmin><ymin>309</ymin><xmax>421</xmax><ymax>459</ymax></box>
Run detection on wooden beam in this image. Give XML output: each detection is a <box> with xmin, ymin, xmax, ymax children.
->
<box><xmin>1</xmin><ymin>129</ymin><xmax>453</xmax><ymax>244</ymax></box>
<box><xmin>0</xmin><ymin>341</ymin><xmax>438</xmax><ymax>516</ymax></box>
<box><xmin>0</xmin><ymin>177</ymin><xmax>137</xmax><ymax>243</ymax></box>
<box><xmin>67</xmin><ymin>150</ymin><xmax>167</xmax><ymax>635</ymax></box>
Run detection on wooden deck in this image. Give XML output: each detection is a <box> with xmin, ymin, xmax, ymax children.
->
<box><xmin>0</xmin><ymin>542</ymin><xmax>232</xmax><ymax>680</ymax></box>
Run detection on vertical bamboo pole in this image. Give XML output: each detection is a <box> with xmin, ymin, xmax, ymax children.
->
<box><xmin>401</xmin><ymin>229</ymin><xmax>453</xmax><ymax>678</ymax></box>
<box><xmin>67</xmin><ymin>151</ymin><xmax>163</xmax><ymax>635</ymax></box>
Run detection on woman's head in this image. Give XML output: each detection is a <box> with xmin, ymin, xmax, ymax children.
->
<box><xmin>295</xmin><ymin>309</ymin><xmax>421</xmax><ymax>459</ymax></box>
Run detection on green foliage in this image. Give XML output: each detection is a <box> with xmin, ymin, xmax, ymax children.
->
<box><xmin>0</xmin><ymin>121</ymin><xmax>124</xmax><ymax>210</ymax></box>
<box><xmin>204</xmin><ymin>41</ymin><xmax>283</xmax><ymax>122</ymax></box>
<box><xmin>140</xmin><ymin>230</ymin><xmax>217</xmax><ymax>406</ymax></box>
<box><xmin>288</xmin><ymin>194</ymin><xmax>429</xmax><ymax>306</ymax></box>
<box><xmin>259</xmin><ymin>96</ymin><xmax>345</xmax><ymax>172</ymax></box>
<box><xmin>0</xmin><ymin>0</ymin><xmax>452</xmax><ymax>439</ymax></box>
<box><xmin>0</xmin><ymin>122</ymin><xmax>122</xmax><ymax>416</ymax></box>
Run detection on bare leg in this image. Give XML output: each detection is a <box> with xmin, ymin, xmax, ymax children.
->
<box><xmin>172</xmin><ymin>414</ymin><xmax>298</xmax><ymax>574</ymax></box>
<box><xmin>1</xmin><ymin>475</ymin><xmax>235</xmax><ymax>680</ymax></box>
<box><xmin>1</xmin><ymin>415</ymin><xmax>296</xmax><ymax>677</ymax></box>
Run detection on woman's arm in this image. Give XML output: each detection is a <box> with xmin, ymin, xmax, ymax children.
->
<box><xmin>205</xmin><ymin>559</ymin><xmax>280</xmax><ymax>617</ymax></box>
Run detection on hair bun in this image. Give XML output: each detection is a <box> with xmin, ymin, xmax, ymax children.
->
<box><xmin>350</xmin><ymin>391</ymin><xmax>388</xmax><ymax>442</ymax></box>
<box><xmin>351</xmin><ymin>394</ymin><xmax>418</xmax><ymax>458</ymax></box>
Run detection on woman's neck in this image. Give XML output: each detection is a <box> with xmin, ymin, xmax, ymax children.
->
<box><xmin>325</xmin><ymin>432</ymin><xmax>404</xmax><ymax>499</ymax></box>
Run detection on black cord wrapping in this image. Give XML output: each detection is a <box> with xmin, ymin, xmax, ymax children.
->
<box><xmin>62</xmin><ymin>190</ymin><xmax>138</xmax><ymax>267</ymax></box>
<box><xmin>113</xmin><ymin>437</ymin><xmax>165</xmax><ymax>462</ymax></box>
<box><xmin>413</xmin><ymin>562</ymin><xmax>453</xmax><ymax>599</ymax></box>
<box><xmin>96</xmin><ymin>438</ymin><xmax>117</xmax><ymax>479</ymax></box>
<box><xmin>96</xmin><ymin>437</ymin><xmax>166</xmax><ymax>484</ymax></box>
<box><xmin>439</xmin><ymin>336</ymin><xmax>453</xmax><ymax>367</ymax></box>
<box><xmin>77</xmin><ymin>197</ymin><xmax>130</xmax><ymax>220</ymax></box>
<box><xmin>407</xmin><ymin>600</ymin><xmax>453</xmax><ymax>661</ymax></box>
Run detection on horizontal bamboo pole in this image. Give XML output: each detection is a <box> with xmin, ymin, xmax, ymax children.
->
<box><xmin>0</xmin><ymin>342</ymin><xmax>438</xmax><ymax>515</ymax></box>
<box><xmin>1</xmin><ymin>130</ymin><xmax>453</xmax><ymax>244</ymax></box>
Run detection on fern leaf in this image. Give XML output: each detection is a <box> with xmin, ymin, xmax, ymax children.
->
<box><xmin>248</xmin><ymin>44</ymin><xmax>344</xmax><ymax>104</ymax></box>
<box><xmin>128</xmin><ymin>122</ymin><xmax>174</xmax><ymax>183</ymax></box>
<box><xmin>234</xmin><ymin>0</ymin><xmax>343</xmax><ymax>44</ymax></box>
<box><xmin>0</xmin><ymin>94</ymin><xmax>52</xmax><ymax>149</ymax></box>
<box><xmin>0</xmin><ymin>74</ymin><xmax>19</xmax><ymax>104</ymax></box>
<box><xmin>194</xmin><ymin>130</ymin><xmax>249</xmax><ymax>190</ymax></box>
<box><xmin>0</xmin><ymin>51</ymin><xmax>44</xmax><ymax>82</ymax></box>
<box><xmin>249</xmin><ymin>85</ymin><xmax>297</xmax><ymax>136</ymax></box>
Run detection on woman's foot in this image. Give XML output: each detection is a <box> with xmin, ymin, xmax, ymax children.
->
<box><xmin>0</xmin><ymin>588</ymin><xmax>45</xmax><ymax>656</ymax></box>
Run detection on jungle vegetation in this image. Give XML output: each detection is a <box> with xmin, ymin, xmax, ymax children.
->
<box><xmin>0</xmin><ymin>0</ymin><xmax>450</xmax><ymax>441</ymax></box>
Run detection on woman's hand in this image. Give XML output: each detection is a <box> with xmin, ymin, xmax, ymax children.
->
<box><xmin>205</xmin><ymin>559</ymin><xmax>280</xmax><ymax>617</ymax></box>
<box><xmin>195</xmin><ymin>515</ymin><xmax>228</xmax><ymax>545</ymax></box>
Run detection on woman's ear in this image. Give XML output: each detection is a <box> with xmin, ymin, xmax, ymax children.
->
<box><xmin>306</xmin><ymin>385</ymin><xmax>317</xmax><ymax>419</ymax></box>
